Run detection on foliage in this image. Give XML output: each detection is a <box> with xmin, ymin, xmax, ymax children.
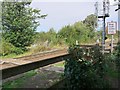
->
<box><xmin>0</xmin><ymin>38</ymin><xmax>24</xmax><ymax>56</ymax></box>
<box><xmin>64</xmin><ymin>45</ymin><xmax>109</xmax><ymax>89</ymax></box>
<box><xmin>58</xmin><ymin>22</ymin><xmax>94</xmax><ymax>45</ymax></box>
<box><xmin>33</xmin><ymin>14</ymin><xmax>99</xmax><ymax>47</ymax></box>
<box><xmin>34</xmin><ymin>28</ymin><xmax>64</xmax><ymax>47</ymax></box>
<box><xmin>114</xmin><ymin>43</ymin><xmax>120</xmax><ymax>74</ymax></box>
<box><xmin>105</xmin><ymin>54</ymin><xmax>119</xmax><ymax>78</ymax></box>
<box><xmin>89</xmin><ymin>45</ymin><xmax>106</xmax><ymax>77</ymax></box>
<box><xmin>33</xmin><ymin>14</ymin><xmax>118</xmax><ymax>48</ymax></box>
<box><xmin>2</xmin><ymin>1</ymin><xmax>47</xmax><ymax>51</ymax></box>
<box><xmin>34</xmin><ymin>28</ymin><xmax>58</xmax><ymax>45</ymax></box>
<box><xmin>83</xmin><ymin>14</ymin><xmax>97</xmax><ymax>31</ymax></box>
<box><xmin>83</xmin><ymin>14</ymin><xmax>97</xmax><ymax>38</ymax></box>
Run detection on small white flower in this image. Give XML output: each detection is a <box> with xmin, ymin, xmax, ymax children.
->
<box><xmin>90</xmin><ymin>59</ymin><xmax>93</xmax><ymax>62</ymax></box>
<box><xmin>83</xmin><ymin>52</ymin><xmax>86</xmax><ymax>54</ymax></box>
<box><xmin>78</xmin><ymin>59</ymin><xmax>82</xmax><ymax>62</ymax></box>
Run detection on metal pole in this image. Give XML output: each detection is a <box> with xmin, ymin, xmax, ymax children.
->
<box><xmin>102</xmin><ymin>16</ymin><xmax>106</xmax><ymax>54</ymax></box>
<box><xmin>0</xmin><ymin>1</ymin><xmax>2</xmax><ymax>89</ymax></box>
<box><xmin>118</xmin><ymin>9</ymin><xmax>120</xmax><ymax>43</ymax></box>
<box><xmin>102</xmin><ymin>1</ymin><xmax>106</xmax><ymax>54</ymax></box>
<box><xmin>117</xmin><ymin>1</ymin><xmax>120</xmax><ymax>89</ymax></box>
<box><xmin>95</xmin><ymin>2</ymin><xmax>98</xmax><ymax>30</ymax></box>
<box><xmin>111</xmin><ymin>35</ymin><xmax>113</xmax><ymax>52</ymax></box>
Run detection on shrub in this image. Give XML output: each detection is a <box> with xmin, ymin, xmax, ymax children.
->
<box><xmin>64</xmin><ymin>45</ymin><xmax>109</xmax><ymax>89</ymax></box>
<box><xmin>114</xmin><ymin>43</ymin><xmax>120</xmax><ymax>75</ymax></box>
<box><xmin>0</xmin><ymin>39</ymin><xmax>15</xmax><ymax>56</ymax></box>
<box><xmin>0</xmin><ymin>39</ymin><xmax>24</xmax><ymax>56</ymax></box>
<box><xmin>12</xmin><ymin>47</ymin><xmax>24</xmax><ymax>55</ymax></box>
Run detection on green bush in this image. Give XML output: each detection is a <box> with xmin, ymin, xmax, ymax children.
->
<box><xmin>0</xmin><ymin>39</ymin><xmax>15</xmax><ymax>56</ymax></box>
<box><xmin>12</xmin><ymin>47</ymin><xmax>24</xmax><ymax>55</ymax></box>
<box><xmin>64</xmin><ymin>45</ymin><xmax>109</xmax><ymax>89</ymax></box>
<box><xmin>0</xmin><ymin>39</ymin><xmax>24</xmax><ymax>56</ymax></box>
<box><xmin>114</xmin><ymin>43</ymin><xmax>120</xmax><ymax>74</ymax></box>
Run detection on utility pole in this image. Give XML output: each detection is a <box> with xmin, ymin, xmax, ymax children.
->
<box><xmin>118</xmin><ymin>0</ymin><xmax>120</xmax><ymax>43</ymax></box>
<box><xmin>94</xmin><ymin>0</ymin><xmax>110</xmax><ymax>54</ymax></box>
<box><xmin>103</xmin><ymin>1</ymin><xmax>106</xmax><ymax>54</ymax></box>
<box><xmin>115</xmin><ymin>0</ymin><xmax>120</xmax><ymax>43</ymax></box>
<box><xmin>97</xmin><ymin>0</ymin><xmax>110</xmax><ymax>54</ymax></box>
<box><xmin>98</xmin><ymin>0</ymin><xmax>109</xmax><ymax>54</ymax></box>
<box><xmin>118</xmin><ymin>1</ymin><xmax>120</xmax><ymax>88</ymax></box>
<box><xmin>94</xmin><ymin>2</ymin><xmax>98</xmax><ymax>31</ymax></box>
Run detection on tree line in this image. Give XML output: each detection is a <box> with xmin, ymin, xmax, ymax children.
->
<box><xmin>34</xmin><ymin>14</ymin><xmax>99</xmax><ymax>46</ymax></box>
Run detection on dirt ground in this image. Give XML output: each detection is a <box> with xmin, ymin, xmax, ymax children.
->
<box><xmin>2</xmin><ymin>65</ymin><xmax>64</xmax><ymax>89</ymax></box>
<box><xmin>21</xmin><ymin>66</ymin><xmax>64</xmax><ymax>88</ymax></box>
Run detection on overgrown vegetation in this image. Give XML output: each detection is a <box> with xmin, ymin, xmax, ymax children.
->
<box><xmin>114</xmin><ymin>43</ymin><xmax>120</xmax><ymax>79</ymax></box>
<box><xmin>64</xmin><ymin>45</ymin><xmax>115</xmax><ymax>89</ymax></box>
<box><xmin>105</xmin><ymin>54</ymin><xmax>119</xmax><ymax>78</ymax></box>
<box><xmin>0</xmin><ymin>38</ymin><xmax>25</xmax><ymax>56</ymax></box>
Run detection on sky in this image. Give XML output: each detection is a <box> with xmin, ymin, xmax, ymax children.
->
<box><xmin>30</xmin><ymin>0</ymin><xmax>118</xmax><ymax>32</ymax></box>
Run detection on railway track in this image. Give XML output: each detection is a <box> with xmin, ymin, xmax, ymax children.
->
<box><xmin>0</xmin><ymin>49</ymin><xmax>68</xmax><ymax>70</ymax></box>
<box><xmin>1</xmin><ymin>43</ymin><xmax>118</xmax><ymax>79</ymax></box>
<box><xmin>0</xmin><ymin>43</ymin><xmax>118</xmax><ymax>70</ymax></box>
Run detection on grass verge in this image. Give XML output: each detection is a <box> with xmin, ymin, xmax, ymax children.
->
<box><xmin>53</xmin><ymin>61</ymin><xmax>65</xmax><ymax>67</ymax></box>
<box><xmin>2</xmin><ymin>70</ymin><xmax>37</xmax><ymax>89</ymax></box>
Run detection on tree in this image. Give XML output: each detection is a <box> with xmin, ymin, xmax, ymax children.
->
<box><xmin>34</xmin><ymin>28</ymin><xmax>59</xmax><ymax>46</ymax></box>
<box><xmin>83</xmin><ymin>14</ymin><xmax>97</xmax><ymax>38</ymax></box>
<box><xmin>58</xmin><ymin>22</ymin><xmax>91</xmax><ymax>45</ymax></box>
<box><xmin>83</xmin><ymin>14</ymin><xmax>97</xmax><ymax>31</ymax></box>
<box><xmin>47</xmin><ymin>28</ymin><xmax>56</xmax><ymax>41</ymax></box>
<box><xmin>58</xmin><ymin>25</ymin><xmax>75</xmax><ymax>45</ymax></box>
<box><xmin>2</xmin><ymin>1</ymin><xmax>47</xmax><ymax>51</ymax></box>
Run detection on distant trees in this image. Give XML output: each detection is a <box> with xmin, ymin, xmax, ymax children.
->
<box><xmin>34</xmin><ymin>28</ymin><xmax>63</xmax><ymax>47</ymax></box>
<box><xmin>58</xmin><ymin>25</ymin><xmax>75</xmax><ymax>45</ymax></box>
<box><xmin>57</xmin><ymin>22</ymin><xmax>91</xmax><ymax>45</ymax></box>
<box><xmin>83</xmin><ymin>14</ymin><xmax>97</xmax><ymax>31</ymax></box>
<box><xmin>57</xmin><ymin>14</ymin><xmax>98</xmax><ymax>45</ymax></box>
<box><xmin>2</xmin><ymin>1</ymin><xmax>47</xmax><ymax>51</ymax></box>
<box><xmin>83</xmin><ymin>14</ymin><xmax>97</xmax><ymax>38</ymax></box>
<box><xmin>34</xmin><ymin>28</ymin><xmax>56</xmax><ymax>45</ymax></box>
<box><xmin>34</xmin><ymin>14</ymin><xmax>98</xmax><ymax>46</ymax></box>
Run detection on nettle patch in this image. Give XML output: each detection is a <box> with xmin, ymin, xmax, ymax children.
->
<box><xmin>64</xmin><ymin>45</ymin><xmax>109</xmax><ymax>89</ymax></box>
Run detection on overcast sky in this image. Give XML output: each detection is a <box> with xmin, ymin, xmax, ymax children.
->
<box><xmin>30</xmin><ymin>0</ymin><xmax>118</xmax><ymax>32</ymax></box>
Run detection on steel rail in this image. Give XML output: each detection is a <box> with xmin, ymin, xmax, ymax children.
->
<box><xmin>1</xmin><ymin>44</ymin><xmax>117</xmax><ymax>79</ymax></box>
